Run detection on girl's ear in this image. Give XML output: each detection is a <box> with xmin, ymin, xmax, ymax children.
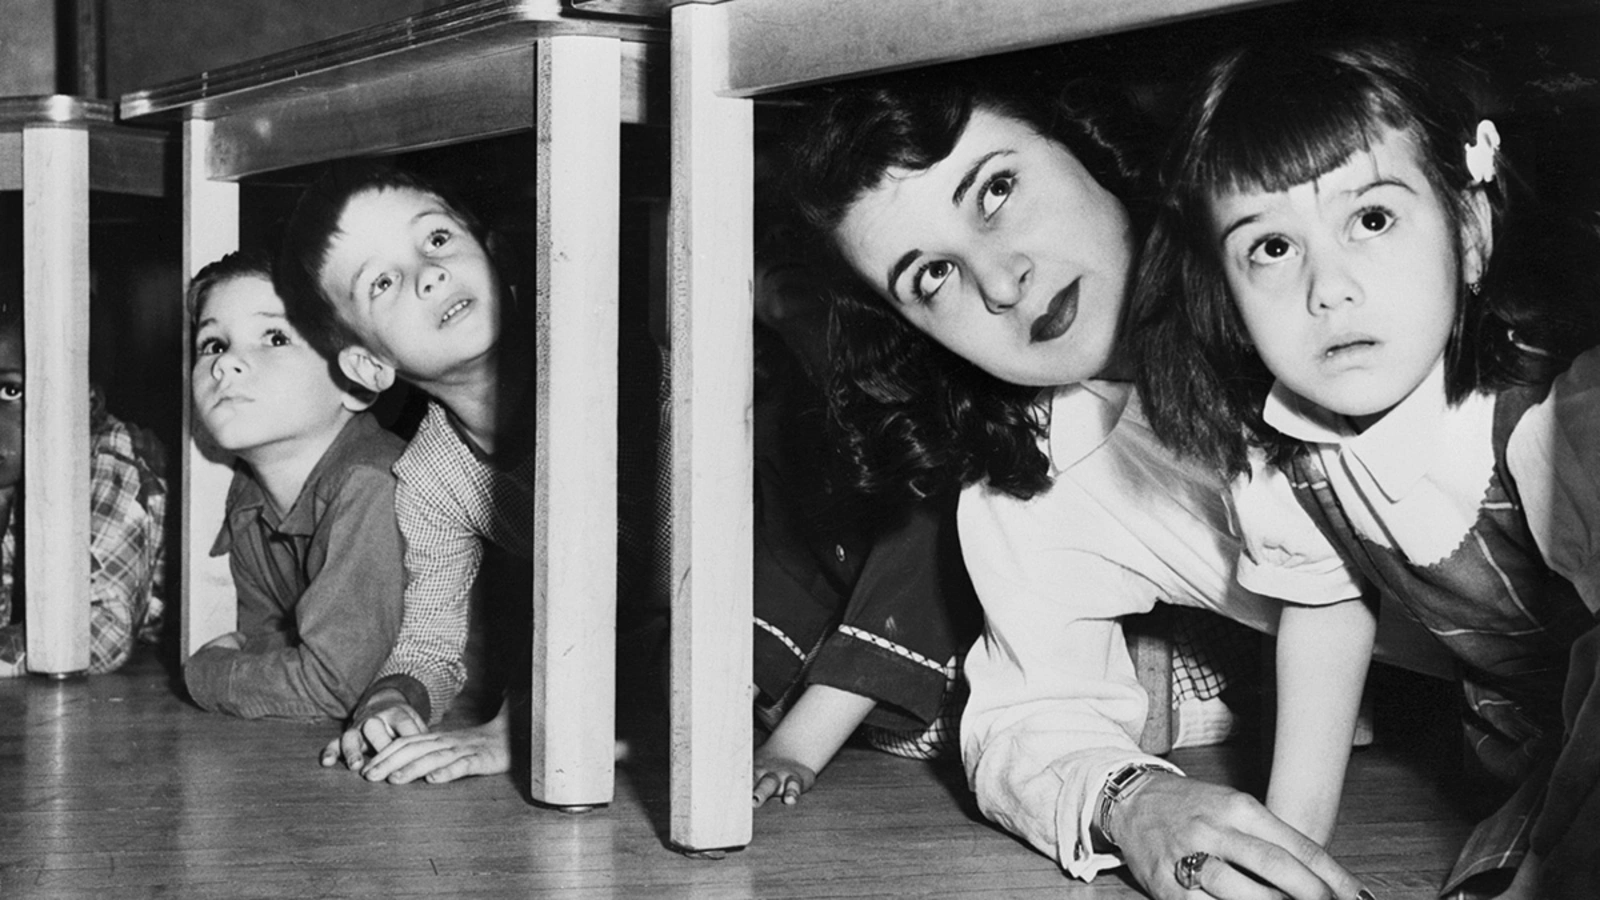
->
<box><xmin>338</xmin><ymin>346</ymin><xmax>396</xmax><ymax>395</ymax></box>
<box><xmin>1461</xmin><ymin>187</ymin><xmax>1495</xmax><ymax>287</ymax></box>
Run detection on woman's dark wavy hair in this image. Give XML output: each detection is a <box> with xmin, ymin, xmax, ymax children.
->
<box><xmin>1132</xmin><ymin>35</ymin><xmax>1600</xmax><ymax>478</ymax></box>
<box><xmin>781</xmin><ymin>60</ymin><xmax>1156</xmax><ymax>503</ymax></box>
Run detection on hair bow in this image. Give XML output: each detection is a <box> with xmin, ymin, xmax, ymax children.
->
<box><xmin>1464</xmin><ymin>119</ymin><xmax>1500</xmax><ymax>185</ymax></box>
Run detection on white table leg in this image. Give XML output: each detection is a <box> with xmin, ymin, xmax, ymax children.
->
<box><xmin>21</xmin><ymin>124</ymin><xmax>91</xmax><ymax>676</ymax></box>
<box><xmin>179</xmin><ymin>117</ymin><xmax>239</xmax><ymax>661</ymax></box>
<box><xmin>530</xmin><ymin>33</ymin><xmax>621</xmax><ymax>808</ymax></box>
<box><xmin>668</xmin><ymin>0</ymin><xmax>754</xmax><ymax>853</ymax></box>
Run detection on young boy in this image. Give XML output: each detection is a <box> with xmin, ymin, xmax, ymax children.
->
<box><xmin>0</xmin><ymin>282</ymin><xmax>168</xmax><ymax>678</ymax></box>
<box><xmin>276</xmin><ymin>164</ymin><xmax>536</xmax><ymax>781</ymax></box>
<box><xmin>182</xmin><ymin>251</ymin><xmax>408</xmax><ymax>720</ymax></box>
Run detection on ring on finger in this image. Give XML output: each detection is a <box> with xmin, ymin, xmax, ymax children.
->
<box><xmin>1174</xmin><ymin>851</ymin><xmax>1211</xmax><ymax>891</ymax></box>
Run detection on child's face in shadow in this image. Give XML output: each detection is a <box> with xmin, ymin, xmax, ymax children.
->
<box><xmin>0</xmin><ymin>328</ymin><xmax>20</xmax><ymax>492</ymax></box>
<box><xmin>317</xmin><ymin>186</ymin><xmax>502</xmax><ymax>384</ymax></box>
<box><xmin>192</xmin><ymin>276</ymin><xmax>358</xmax><ymax>459</ymax></box>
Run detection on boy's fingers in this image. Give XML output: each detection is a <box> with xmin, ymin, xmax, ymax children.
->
<box><xmin>782</xmin><ymin>777</ymin><xmax>801</xmax><ymax>805</ymax></box>
<box><xmin>360</xmin><ymin>716</ymin><xmax>398</xmax><ymax>753</ymax></box>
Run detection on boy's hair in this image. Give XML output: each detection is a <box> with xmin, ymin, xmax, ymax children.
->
<box><xmin>186</xmin><ymin>248</ymin><xmax>274</xmax><ymax>326</ymax></box>
<box><xmin>1132</xmin><ymin>35</ymin><xmax>1600</xmax><ymax>476</ymax></box>
<box><xmin>781</xmin><ymin>57</ymin><xmax>1157</xmax><ymax>503</ymax></box>
<box><xmin>190</xmin><ymin>247</ymin><xmax>375</xmax><ymax>403</ymax></box>
<box><xmin>275</xmin><ymin>162</ymin><xmax>490</xmax><ymax>362</ymax></box>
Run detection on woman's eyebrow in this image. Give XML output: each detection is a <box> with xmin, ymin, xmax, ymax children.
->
<box><xmin>887</xmin><ymin>249</ymin><xmax>922</xmax><ymax>302</ymax></box>
<box><xmin>951</xmin><ymin>150</ymin><xmax>1009</xmax><ymax>207</ymax></box>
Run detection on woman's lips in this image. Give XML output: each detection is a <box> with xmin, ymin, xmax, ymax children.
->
<box><xmin>1030</xmin><ymin>280</ymin><xmax>1080</xmax><ymax>344</ymax></box>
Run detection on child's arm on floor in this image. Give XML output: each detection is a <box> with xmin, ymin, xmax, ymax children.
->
<box><xmin>1266</xmin><ymin>596</ymin><xmax>1375</xmax><ymax>845</ymax></box>
<box><xmin>753</xmin><ymin>683</ymin><xmax>877</xmax><ymax>806</ymax></box>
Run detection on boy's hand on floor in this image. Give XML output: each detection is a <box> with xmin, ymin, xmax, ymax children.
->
<box><xmin>360</xmin><ymin>701</ymin><xmax>511</xmax><ymax>785</ymax></box>
<box><xmin>321</xmin><ymin>689</ymin><xmax>426</xmax><ymax>772</ymax></box>
<box><xmin>752</xmin><ymin>751</ymin><xmax>817</xmax><ymax>807</ymax></box>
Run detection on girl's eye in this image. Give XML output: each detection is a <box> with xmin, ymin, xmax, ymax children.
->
<box><xmin>370</xmin><ymin>274</ymin><xmax>395</xmax><ymax>297</ymax></box>
<box><xmin>427</xmin><ymin>229</ymin><xmax>452</xmax><ymax>250</ymax></box>
<box><xmin>265</xmin><ymin>328</ymin><xmax>292</xmax><ymax>347</ymax></box>
<box><xmin>1353</xmin><ymin>207</ymin><xmax>1394</xmax><ymax>238</ymax></box>
<box><xmin>196</xmin><ymin>336</ymin><xmax>225</xmax><ymax>357</ymax></box>
<box><xmin>1246</xmin><ymin>236</ymin><xmax>1299</xmax><ymax>267</ymax></box>
<box><xmin>912</xmin><ymin>260</ymin><xmax>955</xmax><ymax>302</ymax></box>
<box><xmin>0</xmin><ymin>384</ymin><xmax>22</xmax><ymax>403</ymax></box>
<box><xmin>979</xmin><ymin>173</ymin><xmax>1016</xmax><ymax>219</ymax></box>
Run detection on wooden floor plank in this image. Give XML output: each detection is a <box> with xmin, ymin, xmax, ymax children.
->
<box><xmin>0</xmin><ymin>648</ymin><xmax>1477</xmax><ymax>899</ymax></box>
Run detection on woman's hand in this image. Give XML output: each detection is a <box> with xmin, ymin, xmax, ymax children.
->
<box><xmin>1116</xmin><ymin>773</ymin><xmax>1374</xmax><ymax>900</ymax></box>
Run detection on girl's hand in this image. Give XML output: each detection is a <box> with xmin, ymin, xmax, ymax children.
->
<box><xmin>752</xmin><ymin>750</ymin><xmax>818</xmax><ymax>807</ymax></box>
<box><xmin>1116</xmin><ymin>772</ymin><xmax>1374</xmax><ymax>900</ymax></box>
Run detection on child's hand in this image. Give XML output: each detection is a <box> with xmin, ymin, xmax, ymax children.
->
<box><xmin>321</xmin><ymin>689</ymin><xmax>426</xmax><ymax>772</ymax></box>
<box><xmin>752</xmin><ymin>750</ymin><xmax>818</xmax><ymax>807</ymax></box>
<box><xmin>358</xmin><ymin>702</ymin><xmax>512</xmax><ymax>785</ymax></box>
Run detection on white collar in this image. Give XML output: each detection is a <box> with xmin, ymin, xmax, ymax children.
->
<box><xmin>1045</xmin><ymin>379</ymin><xmax>1131</xmax><ymax>473</ymax></box>
<box><xmin>1262</xmin><ymin>360</ymin><xmax>1450</xmax><ymax>504</ymax></box>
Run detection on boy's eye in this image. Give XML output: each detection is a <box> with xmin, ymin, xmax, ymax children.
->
<box><xmin>979</xmin><ymin>173</ymin><xmax>1015</xmax><ymax>219</ymax></box>
<box><xmin>1246</xmin><ymin>236</ymin><xmax>1299</xmax><ymax>267</ymax></box>
<box><xmin>0</xmin><ymin>384</ymin><xmax>21</xmax><ymax>403</ymax></box>
<box><xmin>912</xmin><ymin>259</ymin><xmax>955</xmax><ymax>302</ymax></box>
<box><xmin>265</xmin><ymin>328</ymin><xmax>292</xmax><ymax>347</ymax></box>
<box><xmin>370</xmin><ymin>274</ymin><xmax>395</xmax><ymax>297</ymax></box>
<box><xmin>1353</xmin><ymin>207</ymin><xmax>1394</xmax><ymax>238</ymax></box>
<box><xmin>196</xmin><ymin>336</ymin><xmax>225</xmax><ymax>357</ymax></box>
<box><xmin>427</xmin><ymin>229</ymin><xmax>452</xmax><ymax>250</ymax></box>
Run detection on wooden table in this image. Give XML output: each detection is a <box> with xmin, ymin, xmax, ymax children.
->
<box><xmin>0</xmin><ymin>94</ymin><xmax>170</xmax><ymax>676</ymax></box>
<box><xmin>119</xmin><ymin>0</ymin><xmax>674</xmax><ymax>828</ymax></box>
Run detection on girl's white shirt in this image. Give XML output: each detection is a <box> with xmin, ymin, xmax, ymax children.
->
<box><xmin>1236</xmin><ymin>348</ymin><xmax>1600</xmax><ymax>615</ymax></box>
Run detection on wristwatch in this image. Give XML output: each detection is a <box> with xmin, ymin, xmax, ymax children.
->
<box><xmin>1094</xmin><ymin>762</ymin><xmax>1170</xmax><ymax>852</ymax></box>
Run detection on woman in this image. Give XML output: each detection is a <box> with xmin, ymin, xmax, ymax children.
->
<box><xmin>781</xmin><ymin>56</ymin><xmax>1375</xmax><ymax>900</ymax></box>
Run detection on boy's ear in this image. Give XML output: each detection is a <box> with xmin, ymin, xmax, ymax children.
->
<box><xmin>1461</xmin><ymin>187</ymin><xmax>1495</xmax><ymax>287</ymax></box>
<box><xmin>338</xmin><ymin>346</ymin><xmax>396</xmax><ymax>395</ymax></box>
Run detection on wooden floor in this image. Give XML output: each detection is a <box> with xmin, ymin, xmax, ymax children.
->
<box><xmin>0</xmin><ymin>645</ymin><xmax>1482</xmax><ymax>899</ymax></box>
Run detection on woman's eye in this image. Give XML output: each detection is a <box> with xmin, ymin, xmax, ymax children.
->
<box><xmin>1246</xmin><ymin>236</ymin><xmax>1298</xmax><ymax>267</ymax></box>
<box><xmin>979</xmin><ymin>173</ymin><xmax>1015</xmax><ymax>219</ymax></box>
<box><xmin>1354</xmin><ymin>208</ymin><xmax>1394</xmax><ymax>238</ymax></box>
<box><xmin>913</xmin><ymin>260</ymin><xmax>955</xmax><ymax>301</ymax></box>
<box><xmin>196</xmin><ymin>337</ymin><xmax>225</xmax><ymax>357</ymax></box>
<box><xmin>265</xmin><ymin>328</ymin><xmax>292</xmax><ymax>347</ymax></box>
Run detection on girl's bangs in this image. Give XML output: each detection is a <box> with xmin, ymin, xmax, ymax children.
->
<box><xmin>1189</xmin><ymin>70</ymin><xmax>1410</xmax><ymax>200</ymax></box>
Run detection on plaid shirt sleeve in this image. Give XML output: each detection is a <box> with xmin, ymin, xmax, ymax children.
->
<box><xmin>85</xmin><ymin>405</ymin><xmax>168</xmax><ymax>674</ymax></box>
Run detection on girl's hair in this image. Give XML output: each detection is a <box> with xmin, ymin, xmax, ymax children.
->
<box><xmin>1132</xmin><ymin>35</ymin><xmax>1600</xmax><ymax>476</ymax></box>
<box><xmin>187</xmin><ymin>248</ymin><xmax>274</xmax><ymax>327</ymax></box>
<box><xmin>275</xmin><ymin>161</ymin><xmax>492</xmax><ymax>362</ymax></box>
<box><xmin>782</xmin><ymin>59</ymin><xmax>1156</xmax><ymax>503</ymax></box>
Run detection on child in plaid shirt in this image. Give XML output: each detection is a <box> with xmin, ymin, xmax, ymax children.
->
<box><xmin>0</xmin><ymin>294</ymin><xmax>168</xmax><ymax>677</ymax></box>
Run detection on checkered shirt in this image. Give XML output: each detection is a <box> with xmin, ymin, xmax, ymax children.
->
<box><xmin>373</xmin><ymin>401</ymin><xmax>536</xmax><ymax>721</ymax></box>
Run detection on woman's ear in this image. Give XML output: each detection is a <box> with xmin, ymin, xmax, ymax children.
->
<box><xmin>1461</xmin><ymin>187</ymin><xmax>1495</xmax><ymax>287</ymax></box>
<box><xmin>338</xmin><ymin>346</ymin><xmax>396</xmax><ymax>395</ymax></box>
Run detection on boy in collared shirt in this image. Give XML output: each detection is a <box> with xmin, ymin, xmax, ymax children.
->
<box><xmin>182</xmin><ymin>250</ymin><xmax>407</xmax><ymax>720</ymax></box>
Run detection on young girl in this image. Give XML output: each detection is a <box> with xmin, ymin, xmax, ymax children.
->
<box><xmin>184</xmin><ymin>250</ymin><xmax>409</xmax><ymax>720</ymax></box>
<box><xmin>1134</xmin><ymin>36</ymin><xmax>1600</xmax><ymax>900</ymax></box>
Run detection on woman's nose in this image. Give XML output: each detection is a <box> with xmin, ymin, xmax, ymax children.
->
<box><xmin>973</xmin><ymin>250</ymin><xmax>1029</xmax><ymax>315</ymax></box>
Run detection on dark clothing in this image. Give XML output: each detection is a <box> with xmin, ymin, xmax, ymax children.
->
<box><xmin>1290</xmin><ymin>385</ymin><xmax>1600</xmax><ymax>897</ymax></box>
<box><xmin>751</xmin><ymin>337</ymin><xmax>982</xmax><ymax>740</ymax></box>
<box><xmin>185</xmin><ymin>413</ymin><xmax>407</xmax><ymax>720</ymax></box>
